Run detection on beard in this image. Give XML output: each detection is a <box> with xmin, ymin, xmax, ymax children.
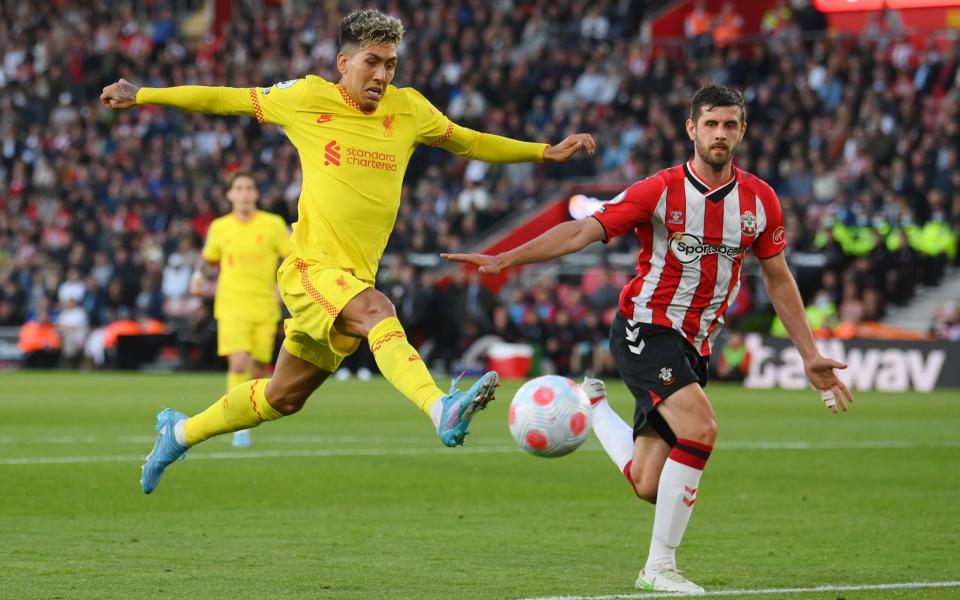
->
<box><xmin>695</xmin><ymin>140</ymin><xmax>733</xmax><ymax>170</ymax></box>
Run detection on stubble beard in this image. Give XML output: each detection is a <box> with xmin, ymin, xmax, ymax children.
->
<box><xmin>695</xmin><ymin>140</ymin><xmax>732</xmax><ymax>170</ymax></box>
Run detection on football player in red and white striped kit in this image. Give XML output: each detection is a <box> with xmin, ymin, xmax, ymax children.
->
<box><xmin>443</xmin><ymin>83</ymin><xmax>854</xmax><ymax>594</ymax></box>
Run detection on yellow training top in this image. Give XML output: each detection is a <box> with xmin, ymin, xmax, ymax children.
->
<box><xmin>138</xmin><ymin>76</ymin><xmax>548</xmax><ymax>282</ymax></box>
<box><xmin>202</xmin><ymin>210</ymin><xmax>291</xmax><ymax>322</ymax></box>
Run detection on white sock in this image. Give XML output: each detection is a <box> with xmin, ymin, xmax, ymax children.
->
<box><xmin>174</xmin><ymin>419</ymin><xmax>189</xmax><ymax>447</ymax></box>
<box><xmin>591</xmin><ymin>399</ymin><xmax>635</xmax><ymax>472</ymax></box>
<box><xmin>429</xmin><ymin>399</ymin><xmax>443</xmax><ymax>430</ymax></box>
<box><xmin>646</xmin><ymin>440</ymin><xmax>710</xmax><ymax>569</ymax></box>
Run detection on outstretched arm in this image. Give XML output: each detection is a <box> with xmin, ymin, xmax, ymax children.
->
<box><xmin>101</xmin><ymin>78</ymin><xmax>255</xmax><ymax>117</ymax></box>
<box><xmin>441</xmin><ymin>127</ymin><xmax>596</xmax><ymax>163</ymax></box>
<box><xmin>442</xmin><ymin>217</ymin><xmax>606</xmax><ymax>275</ymax></box>
<box><xmin>410</xmin><ymin>87</ymin><xmax>595</xmax><ymax>163</ymax></box>
<box><xmin>759</xmin><ymin>252</ymin><xmax>854</xmax><ymax>412</ymax></box>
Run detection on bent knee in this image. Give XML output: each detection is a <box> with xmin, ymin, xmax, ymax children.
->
<box><xmin>675</xmin><ymin>418</ymin><xmax>718</xmax><ymax>446</ymax></box>
<box><xmin>628</xmin><ymin>465</ymin><xmax>659</xmax><ymax>504</ymax></box>
<box><xmin>634</xmin><ymin>485</ymin><xmax>657</xmax><ymax>504</ymax></box>
<box><xmin>271</xmin><ymin>399</ymin><xmax>305</xmax><ymax>416</ymax></box>
<box><xmin>264</xmin><ymin>383</ymin><xmax>310</xmax><ymax>415</ymax></box>
<box><xmin>691</xmin><ymin>419</ymin><xmax>718</xmax><ymax>445</ymax></box>
<box><xmin>352</xmin><ymin>301</ymin><xmax>395</xmax><ymax>328</ymax></box>
<box><xmin>366</xmin><ymin>301</ymin><xmax>396</xmax><ymax>322</ymax></box>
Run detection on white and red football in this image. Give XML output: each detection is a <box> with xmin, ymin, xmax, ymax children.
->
<box><xmin>508</xmin><ymin>375</ymin><xmax>593</xmax><ymax>458</ymax></box>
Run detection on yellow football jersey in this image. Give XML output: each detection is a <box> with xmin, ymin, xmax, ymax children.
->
<box><xmin>139</xmin><ymin>77</ymin><xmax>547</xmax><ymax>282</ymax></box>
<box><xmin>202</xmin><ymin>210</ymin><xmax>291</xmax><ymax>322</ymax></box>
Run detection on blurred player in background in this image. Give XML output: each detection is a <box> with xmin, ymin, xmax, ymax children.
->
<box><xmin>101</xmin><ymin>8</ymin><xmax>595</xmax><ymax>494</ymax></box>
<box><xmin>190</xmin><ymin>172</ymin><xmax>291</xmax><ymax>449</ymax></box>
<box><xmin>444</xmin><ymin>83</ymin><xmax>854</xmax><ymax>593</ymax></box>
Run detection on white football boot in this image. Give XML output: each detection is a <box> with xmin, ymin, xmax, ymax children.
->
<box><xmin>635</xmin><ymin>562</ymin><xmax>705</xmax><ymax>594</ymax></box>
<box><xmin>580</xmin><ymin>376</ymin><xmax>607</xmax><ymax>406</ymax></box>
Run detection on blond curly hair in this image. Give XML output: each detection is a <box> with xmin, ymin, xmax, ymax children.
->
<box><xmin>339</xmin><ymin>9</ymin><xmax>404</xmax><ymax>51</ymax></box>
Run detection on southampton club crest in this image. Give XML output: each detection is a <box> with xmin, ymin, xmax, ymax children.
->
<box><xmin>659</xmin><ymin>367</ymin><xmax>675</xmax><ymax>385</ymax></box>
<box><xmin>741</xmin><ymin>210</ymin><xmax>758</xmax><ymax>237</ymax></box>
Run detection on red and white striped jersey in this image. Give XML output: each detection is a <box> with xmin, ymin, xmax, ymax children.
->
<box><xmin>592</xmin><ymin>161</ymin><xmax>787</xmax><ymax>356</ymax></box>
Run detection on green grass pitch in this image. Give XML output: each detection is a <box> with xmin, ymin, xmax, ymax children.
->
<box><xmin>1</xmin><ymin>372</ymin><xmax>958</xmax><ymax>599</ymax></box>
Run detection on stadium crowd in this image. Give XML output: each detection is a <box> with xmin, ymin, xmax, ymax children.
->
<box><xmin>1</xmin><ymin>0</ymin><xmax>958</xmax><ymax>372</ymax></box>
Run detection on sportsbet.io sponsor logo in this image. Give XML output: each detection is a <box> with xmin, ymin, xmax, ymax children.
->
<box><xmin>323</xmin><ymin>139</ymin><xmax>397</xmax><ymax>172</ymax></box>
<box><xmin>668</xmin><ymin>232</ymin><xmax>746</xmax><ymax>264</ymax></box>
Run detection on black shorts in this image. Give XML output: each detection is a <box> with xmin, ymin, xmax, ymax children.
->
<box><xmin>608</xmin><ymin>312</ymin><xmax>709</xmax><ymax>444</ymax></box>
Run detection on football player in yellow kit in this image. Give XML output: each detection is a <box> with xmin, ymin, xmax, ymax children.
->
<box><xmin>101</xmin><ymin>8</ymin><xmax>596</xmax><ymax>493</ymax></box>
<box><xmin>191</xmin><ymin>172</ymin><xmax>291</xmax><ymax>448</ymax></box>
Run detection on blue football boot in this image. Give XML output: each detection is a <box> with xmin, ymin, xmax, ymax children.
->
<box><xmin>140</xmin><ymin>408</ymin><xmax>189</xmax><ymax>494</ymax></box>
<box><xmin>437</xmin><ymin>371</ymin><xmax>500</xmax><ymax>447</ymax></box>
<box><xmin>232</xmin><ymin>429</ymin><xmax>252</xmax><ymax>449</ymax></box>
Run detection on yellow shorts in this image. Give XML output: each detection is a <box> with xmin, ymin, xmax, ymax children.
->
<box><xmin>277</xmin><ymin>255</ymin><xmax>370</xmax><ymax>372</ymax></box>
<box><xmin>217</xmin><ymin>319</ymin><xmax>278</xmax><ymax>364</ymax></box>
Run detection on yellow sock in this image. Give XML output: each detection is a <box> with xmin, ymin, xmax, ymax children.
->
<box><xmin>227</xmin><ymin>370</ymin><xmax>250</xmax><ymax>393</ymax></box>
<box><xmin>184</xmin><ymin>379</ymin><xmax>282</xmax><ymax>445</ymax></box>
<box><xmin>369</xmin><ymin>317</ymin><xmax>444</xmax><ymax>414</ymax></box>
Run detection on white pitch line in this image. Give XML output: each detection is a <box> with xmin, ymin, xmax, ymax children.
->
<box><xmin>0</xmin><ymin>435</ymin><xmax>959</xmax><ymax>449</ymax></box>
<box><xmin>516</xmin><ymin>580</ymin><xmax>960</xmax><ymax>600</ymax></box>
<box><xmin>0</xmin><ymin>445</ymin><xmax>519</xmax><ymax>465</ymax></box>
<box><xmin>0</xmin><ymin>434</ymin><xmax>433</xmax><ymax>445</ymax></box>
<box><xmin>1</xmin><ymin>440</ymin><xmax>959</xmax><ymax>466</ymax></box>
<box><xmin>722</xmin><ymin>440</ymin><xmax>960</xmax><ymax>450</ymax></box>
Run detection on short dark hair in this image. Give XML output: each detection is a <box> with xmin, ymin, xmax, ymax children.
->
<box><xmin>689</xmin><ymin>83</ymin><xmax>746</xmax><ymax>123</ymax></box>
<box><xmin>226</xmin><ymin>171</ymin><xmax>256</xmax><ymax>191</ymax></box>
<box><xmin>339</xmin><ymin>9</ymin><xmax>405</xmax><ymax>52</ymax></box>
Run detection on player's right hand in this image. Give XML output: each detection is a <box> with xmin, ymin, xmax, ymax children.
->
<box><xmin>189</xmin><ymin>274</ymin><xmax>209</xmax><ymax>297</ymax></box>
<box><xmin>100</xmin><ymin>78</ymin><xmax>140</xmax><ymax>109</ymax></box>
<box><xmin>440</xmin><ymin>252</ymin><xmax>507</xmax><ymax>275</ymax></box>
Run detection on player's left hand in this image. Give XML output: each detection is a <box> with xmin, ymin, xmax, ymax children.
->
<box><xmin>803</xmin><ymin>355</ymin><xmax>854</xmax><ymax>414</ymax></box>
<box><xmin>440</xmin><ymin>252</ymin><xmax>507</xmax><ymax>275</ymax></box>
<box><xmin>542</xmin><ymin>133</ymin><xmax>596</xmax><ymax>162</ymax></box>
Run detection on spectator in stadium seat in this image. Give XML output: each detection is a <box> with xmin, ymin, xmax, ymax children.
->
<box><xmin>770</xmin><ymin>294</ymin><xmax>835</xmax><ymax>339</ymax></box>
<box><xmin>18</xmin><ymin>303</ymin><xmax>62</xmax><ymax>369</ymax></box>
<box><xmin>838</xmin><ymin>280</ymin><xmax>865</xmax><ymax>326</ymax></box>
<box><xmin>57</xmin><ymin>267</ymin><xmax>86</xmax><ymax>306</ymax></box>
<box><xmin>458</xmin><ymin>304</ymin><xmax>524</xmax><ymax>374</ymax></box>
<box><xmin>569</xmin><ymin>310</ymin><xmax>614</xmax><ymax>377</ymax></box>
<box><xmin>446</xmin><ymin>81</ymin><xmax>487</xmax><ymax>128</ymax></box>
<box><xmin>684</xmin><ymin>0</ymin><xmax>713</xmax><ymax>58</ymax></box>
<box><xmin>711</xmin><ymin>2</ymin><xmax>743</xmax><ymax>49</ymax></box>
<box><xmin>457</xmin><ymin>174</ymin><xmax>491</xmax><ymax>213</ymax></box>
<box><xmin>462</xmin><ymin>269</ymin><xmax>498</xmax><ymax>333</ymax></box>
<box><xmin>56</xmin><ymin>297</ymin><xmax>89</xmax><ymax>368</ymax></box>
<box><xmin>714</xmin><ymin>331</ymin><xmax>750</xmax><ymax>382</ymax></box>
<box><xmin>932</xmin><ymin>303</ymin><xmax>960</xmax><ymax>341</ymax></box>
<box><xmin>543</xmin><ymin>309</ymin><xmax>577</xmax><ymax>374</ymax></box>
<box><xmin>761</xmin><ymin>0</ymin><xmax>793</xmax><ymax>39</ymax></box>
<box><xmin>574</xmin><ymin>60</ymin><xmax>611</xmax><ymax>105</ymax></box>
<box><xmin>586</xmin><ymin>268</ymin><xmax>621</xmax><ymax>312</ymax></box>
